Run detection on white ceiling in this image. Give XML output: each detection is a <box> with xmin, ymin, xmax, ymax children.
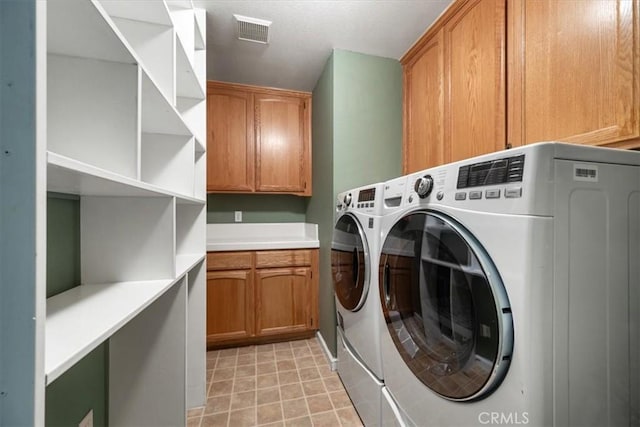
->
<box><xmin>192</xmin><ymin>1</ymin><xmax>453</xmax><ymax>92</ymax></box>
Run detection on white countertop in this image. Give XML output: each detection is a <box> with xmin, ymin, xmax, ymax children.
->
<box><xmin>207</xmin><ymin>223</ymin><xmax>319</xmax><ymax>251</ymax></box>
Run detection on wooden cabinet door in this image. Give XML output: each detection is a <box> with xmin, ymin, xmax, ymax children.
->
<box><xmin>508</xmin><ymin>0</ymin><xmax>640</xmax><ymax>149</ymax></box>
<box><xmin>255</xmin><ymin>267</ymin><xmax>312</xmax><ymax>336</ymax></box>
<box><xmin>206</xmin><ymin>85</ymin><xmax>254</xmax><ymax>191</ymax></box>
<box><xmin>444</xmin><ymin>0</ymin><xmax>506</xmax><ymax>162</ymax></box>
<box><xmin>254</xmin><ymin>94</ymin><xmax>311</xmax><ymax>195</ymax></box>
<box><xmin>206</xmin><ymin>269</ymin><xmax>254</xmax><ymax>343</ymax></box>
<box><xmin>403</xmin><ymin>29</ymin><xmax>445</xmax><ymax>174</ymax></box>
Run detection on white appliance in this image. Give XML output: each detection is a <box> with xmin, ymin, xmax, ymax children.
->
<box><xmin>378</xmin><ymin>142</ymin><xmax>640</xmax><ymax>427</ymax></box>
<box><xmin>332</xmin><ymin>183</ymin><xmax>385</xmax><ymax>426</ymax></box>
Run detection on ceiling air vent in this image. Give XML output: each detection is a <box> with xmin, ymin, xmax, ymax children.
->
<box><xmin>234</xmin><ymin>14</ymin><xmax>271</xmax><ymax>44</ymax></box>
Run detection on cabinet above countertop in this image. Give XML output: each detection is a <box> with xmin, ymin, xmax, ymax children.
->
<box><xmin>206</xmin><ymin>81</ymin><xmax>312</xmax><ymax>196</ymax></box>
<box><xmin>206</xmin><ymin>223</ymin><xmax>319</xmax><ymax>251</ymax></box>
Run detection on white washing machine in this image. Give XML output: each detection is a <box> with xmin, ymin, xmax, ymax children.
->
<box><xmin>332</xmin><ymin>182</ymin><xmax>385</xmax><ymax>426</ymax></box>
<box><xmin>378</xmin><ymin>142</ymin><xmax>640</xmax><ymax>427</ymax></box>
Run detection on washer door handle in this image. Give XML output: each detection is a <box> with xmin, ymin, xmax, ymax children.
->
<box><xmin>352</xmin><ymin>248</ymin><xmax>359</xmax><ymax>288</ymax></box>
<box><xmin>383</xmin><ymin>262</ymin><xmax>391</xmax><ymax>306</ymax></box>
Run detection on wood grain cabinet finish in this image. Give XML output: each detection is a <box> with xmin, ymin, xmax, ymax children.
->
<box><xmin>206</xmin><ymin>87</ymin><xmax>254</xmax><ymax>192</ymax></box>
<box><xmin>206</xmin><ymin>269</ymin><xmax>254</xmax><ymax>343</ymax></box>
<box><xmin>507</xmin><ymin>0</ymin><xmax>640</xmax><ymax>149</ymax></box>
<box><xmin>403</xmin><ymin>29</ymin><xmax>445</xmax><ymax>174</ymax></box>
<box><xmin>402</xmin><ymin>0</ymin><xmax>505</xmax><ymax>173</ymax></box>
<box><xmin>207</xmin><ymin>81</ymin><xmax>312</xmax><ymax>195</ymax></box>
<box><xmin>255</xmin><ymin>94</ymin><xmax>311</xmax><ymax>194</ymax></box>
<box><xmin>403</xmin><ymin>0</ymin><xmax>640</xmax><ymax>170</ymax></box>
<box><xmin>444</xmin><ymin>0</ymin><xmax>506</xmax><ymax>163</ymax></box>
<box><xmin>255</xmin><ymin>267</ymin><xmax>313</xmax><ymax>336</ymax></box>
<box><xmin>206</xmin><ymin>249</ymin><xmax>318</xmax><ymax>348</ymax></box>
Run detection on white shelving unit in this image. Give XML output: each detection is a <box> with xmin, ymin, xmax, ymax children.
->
<box><xmin>0</xmin><ymin>0</ymin><xmax>206</xmax><ymax>424</ymax></box>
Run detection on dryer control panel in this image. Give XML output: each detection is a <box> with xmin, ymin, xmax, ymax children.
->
<box><xmin>456</xmin><ymin>154</ymin><xmax>525</xmax><ymax>189</ymax></box>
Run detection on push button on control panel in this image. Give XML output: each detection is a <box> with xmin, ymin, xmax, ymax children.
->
<box><xmin>485</xmin><ymin>189</ymin><xmax>500</xmax><ymax>199</ymax></box>
<box><xmin>469</xmin><ymin>191</ymin><xmax>482</xmax><ymax>200</ymax></box>
<box><xmin>455</xmin><ymin>192</ymin><xmax>467</xmax><ymax>201</ymax></box>
<box><xmin>505</xmin><ymin>187</ymin><xmax>522</xmax><ymax>198</ymax></box>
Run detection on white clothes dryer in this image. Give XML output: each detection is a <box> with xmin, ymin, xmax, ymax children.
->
<box><xmin>332</xmin><ymin>183</ymin><xmax>386</xmax><ymax>426</ymax></box>
<box><xmin>378</xmin><ymin>142</ymin><xmax>640</xmax><ymax>427</ymax></box>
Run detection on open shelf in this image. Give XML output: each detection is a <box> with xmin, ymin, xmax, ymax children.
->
<box><xmin>176</xmin><ymin>33</ymin><xmax>205</xmax><ymax>99</ymax></box>
<box><xmin>194</xmin><ymin>150</ymin><xmax>207</xmax><ymax>198</ymax></box>
<box><xmin>176</xmin><ymin>203</ymin><xmax>206</xmax><ymax>276</ymax></box>
<box><xmin>176</xmin><ymin>254</ymin><xmax>206</xmax><ymax>279</ymax></box>
<box><xmin>48</xmin><ymin>152</ymin><xmax>205</xmax><ymax>204</ymax></box>
<box><xmin>48</xmin><ymin>0</ymin><xmax>135</xmax><ymax>64</ymax></box>
<box><xmin>99</xmin><ymin>0</ymin><xmax>173</xmax><ymax>26</ymax></box>
<box><xmin>47</xmin><ymin>55</ymin><xmax>138</xmax><ymax>179</ymax></box>
<box><xmin>194</xmin><ymin>12</ymin><xmax>205</xmax><ymax>51</ymax></box>
<box><xmin>141</xmin><ymin>70</ymin><xmax>190</xmax><ymax>136</ymax></box>
<box><xmin>45</xmin><ymin>278</ymin><xmax>179</xmax><ymax>385</ymax></box>
<box><xmin>109</xmin><ymin>16</ymin><xmax>175</xmax><ymax>102</ymax></box>
<box><xmin>177</xmin><ymin>96</ymin><xmax>206</xmax><ymax>146</ymax></box>
<box><xmin>42</xmin><ymin>0</ymin><xmax>208</xmax><ymax>420</ymax></box>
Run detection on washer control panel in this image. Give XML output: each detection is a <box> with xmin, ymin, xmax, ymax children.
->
<box><xmin>337</xmin><ymin>184</ymin><xmax>384</xmax><ymax>216</ymax></box>
<box><xmin>355</xmin><ymin>187</ymin><xmax>376</xmax><ymax>209</ymax></box>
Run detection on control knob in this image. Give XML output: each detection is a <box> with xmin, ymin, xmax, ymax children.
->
<box><xmin>343</xmin><ymin>193</ymin><xmax>352</xmax><ymax>207</ymax></box>
<box><xmin>414</xmin><ymin>175</ymin><xmax>434</xmax><ymax>199</ymax></box>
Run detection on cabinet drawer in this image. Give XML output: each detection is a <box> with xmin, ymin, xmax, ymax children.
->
<box><xmin>255</xmin><ymin>250</ymin><xmax>312</xmax><ymax>268</ymax></box>
<box><xmin>207</xmin><ymin>252</ymin><xmax>253</xmax><ymax>270</ymax></box>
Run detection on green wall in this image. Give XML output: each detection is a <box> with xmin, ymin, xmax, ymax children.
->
<box><xmin>305</xmin><ymin>53</ymin><xmax>336</xmax><ymax>354</ymax></box>
<box><xmin>333</xmin><ymin>49</ymin><xmax>403</xmax><ymax>192</ymax></box>
<box><xmin>307</xmin><ymin>50</ymin><xmax>402</xmax><ymax>355</ymax></box>
<box><xmin>207</xmin><ymin>194</ymin><xmax>307</xmax><ymax>223</ymax></box>
<box><xmin>46</xmin><ymin>194</ymin><xmax>107</xmax><ymax>426</ymax></box>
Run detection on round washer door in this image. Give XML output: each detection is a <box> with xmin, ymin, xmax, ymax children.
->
<box><xmin>332</xmin><ymin>213</ymin><xmax>370</xmax><ymax>311</ymax></box>
<box><xmin>379</xmin><ymin>210</ymin><xmax>513</xmax><ymax>401</ymax></box>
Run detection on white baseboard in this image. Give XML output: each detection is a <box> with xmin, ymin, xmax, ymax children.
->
<box><xmin>315</xmin><ymin>331</ymin><xmax>337</xmax><ymax>371</ymax></box>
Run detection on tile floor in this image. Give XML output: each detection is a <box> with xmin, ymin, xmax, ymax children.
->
<box><xmin>187</xmin><ymin>337</ymin><xmax>364</xmax><ymax>427</ymax></box>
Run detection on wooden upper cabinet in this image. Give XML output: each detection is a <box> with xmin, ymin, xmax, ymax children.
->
<box><xmin>402</xmin><ymin>0</ymin><xmax>506</xmax><ymax>173</ymax></box>
<box><xmin>444</xmin><ymin>0</ymin><xmax>506</xmax><ymax>162</ymax></box>
<box><xmin>255</xmin><ymin>94</ymin><xmax>311</xmax><ymax>195</ymax></box>
<box><xmin>403</xmin><ymin>29</ymin><xmax>445</xmax><ymax>174</ymax></box>
<box><xmin>508</xmin><ymin>0</ymin><xmax>640</xmax><ymax>149</ymax></box>
<box><xmin>207</xmin><ymin>81</ymin><xmax>312</xmax><ymax>195</ymax></box>
<box><xmin>206</xmin><ymin>87</ymin><xmax>254</xmax><ymax>192</ymax></box>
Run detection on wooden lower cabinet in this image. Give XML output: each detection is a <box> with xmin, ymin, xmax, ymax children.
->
<box><xmin>206</xmin><ymin>269</ymin><xmax>254</xmax><ymax>342</ymax></box>
<box><xmin>206</xmin><ymin>249</ymin><xmax>318</xmax><ymax>348</ymax></box>
<box><xmin>255</xmin><ymin>267</ymin><xmax>313</xmax><ymax>336</ymax></box>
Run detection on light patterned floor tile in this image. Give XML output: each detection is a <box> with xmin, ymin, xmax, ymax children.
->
<box><xmin>190</xmin><ymin>338</ymin><xmax>363</xmax><ymax>427</ymax></box>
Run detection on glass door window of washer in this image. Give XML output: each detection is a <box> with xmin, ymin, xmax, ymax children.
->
<box><xmin>332</xmin><ymin>214</ymin><xmax>369</xmax><ymax>312</ymax></box>
<box><xmin>379</xmin><ymin>211</ymin><xmax>513</xmax><ymax>400</ymax></box>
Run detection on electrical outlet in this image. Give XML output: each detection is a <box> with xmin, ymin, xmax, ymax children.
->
<box><xmin>78</xmin><ymin>409</ymin><xmax>93</xmax><ymax>427</ymax></box>
<box><xmin>234</xmin><ymin>211</ymin><xmax>242</xmax><ymax>222</ymax></box>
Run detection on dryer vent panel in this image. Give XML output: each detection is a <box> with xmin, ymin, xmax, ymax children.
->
<box><xmin>234</xmin><ymin>14</ymin><xmax>271</xmax><ymax>44</ymax></box>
